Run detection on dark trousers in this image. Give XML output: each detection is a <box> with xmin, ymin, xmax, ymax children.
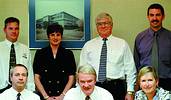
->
<box><xmin>0</xmin><ymin>84</ymin><xmax>11</xmax><ymax>93</ymax></box>
<box><xmin>159</xmin><ymin>78</ymin><xmax>171</xmax><ymax>91</ymax></box>
<box><xmin>96</xmin><ymin>79</ymin><xmax>126</xmax><ymax>100</ymax></box>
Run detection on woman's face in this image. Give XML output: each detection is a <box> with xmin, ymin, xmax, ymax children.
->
<box><xmin>140</xmin><ymin>72</ymin><xmax>158</xmax><ymax>95</ymax></box>
<box><xmin>49</xmin><ymin>32</ymin><xmax>62</xmax><ymax>46</ymax></box>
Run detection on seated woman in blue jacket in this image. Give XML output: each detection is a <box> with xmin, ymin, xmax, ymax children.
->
<box><xmin>135</xmin><ymin>66</ymin><xmax>171</xmax><ymax>100</ymax></box>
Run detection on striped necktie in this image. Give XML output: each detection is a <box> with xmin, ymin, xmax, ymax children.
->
<box><xmin>98</xmin><ymin>38</ymin><xmax>107</xmax><ymax>82</ymax></box>
<box><xmin>17</xmin><ymin>93</ymin><xmax>21</xmax><ymax>100</ymax></box>
<box><xmin>151</xmin><ymin>32</ymin><xmax>158</xmax><ymax>74</ymax></box>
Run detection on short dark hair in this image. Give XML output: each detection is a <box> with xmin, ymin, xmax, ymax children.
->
<box><xmin>147</xmin><ymin>3</ymin><xmax>164</xmax><ymax>16</ymax></box>
<box><xmin>4</xmin><ymin>17</ymin><xmax>20</xmax><ymax>28</ymax></box>
<box><xmin>46</xmin><ymin>23</ymin><xmax>63</xmax><ymax>37</ymax></box>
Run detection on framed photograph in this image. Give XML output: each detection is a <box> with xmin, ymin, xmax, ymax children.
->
<box><xmin>29</xmin><ymin>0</ymin><xmax>90</xmax><ymax>49</ymax></box>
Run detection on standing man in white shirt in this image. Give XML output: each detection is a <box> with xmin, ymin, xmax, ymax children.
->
<box><xmin>0</xmin><ymin>64</ymin><xmax>40</xmax><ymax>100</ymax></box>
<box><xmin>0</xmin><ymin>17</ymin><xmax>35</xmax><ymax>93</ymax></box>
<box><xmin>79</xmin><ymin>12</ymin><xmax>137</xmax><ymax>100</ymax></box>
<box><xmin>64</xmin><ymin>64</ymin><xmax>114</xmax><ymax>100</ymax></box>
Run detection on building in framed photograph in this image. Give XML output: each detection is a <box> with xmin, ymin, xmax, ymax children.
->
<box><xmin>29</xmin><ymin>0</ymin><xmax>90</xmax><ymax>49</ymax></box>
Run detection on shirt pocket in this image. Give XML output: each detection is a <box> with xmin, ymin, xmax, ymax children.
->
<box><xmin>17</xmin><ymin>53</ymin><xmax>29</xmax><ymax>65</ymax></box>
<box><xmin>160</xmin><ymin>47</ymin><xmax>171</xmax><ymax>66</ymax></box>
<box><xmin>108</xmin><ymin>49</ymin><xmax>123</xmax><ymax>64</ymax></box>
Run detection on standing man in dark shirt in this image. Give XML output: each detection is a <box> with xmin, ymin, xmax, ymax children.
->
<box><xmin>134</xmin><ymin>3</ymin><xmax>171</xmax><ymax>91</ymax></box>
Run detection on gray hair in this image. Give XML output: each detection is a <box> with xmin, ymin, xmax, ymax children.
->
<box><xmin>95</xmin><ymin>12</ymin><xmax>113</xmax><ymax>25</ymax></box>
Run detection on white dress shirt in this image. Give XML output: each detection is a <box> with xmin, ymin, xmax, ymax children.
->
<box><xmin>79</xmin><ymin>35</ymin><xmax>137</xmax><ymax>91</ymax></box>
<box><xmin>64</xmin><ymin>85</ymin><xmax>114</xmax><ymax>100</ymax></box>
<box><xmin>0</xmin><ymin>39</ymin><xmax>35</xmax><ymax>91</ymax></box>
<box><xmin>0</xmin><ymin>87</ymin><xmax>40</xmax><ymax>100</ymax></box>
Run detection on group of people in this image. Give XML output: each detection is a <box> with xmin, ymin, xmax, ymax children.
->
<box><xmin>0</xmin><ymin>3</ymin><xmax>171</xmax><ymax>100</ymax></box>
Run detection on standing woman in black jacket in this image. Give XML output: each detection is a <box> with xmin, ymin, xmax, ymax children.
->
<box><xmin>33</xmin><ymin>23</ymin><xmax>76</xmax><ymax>100</ymax></box>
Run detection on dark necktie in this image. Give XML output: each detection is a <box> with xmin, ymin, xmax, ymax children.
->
<box><xmin>151</xmin><ymin>33</ymin><xmax>158</xmax><ymax>74</ymax></box>
<box><xmin>17</xmin><ymin>93</ymin><xmax>21</xmax><ymax>100</ymax></box>
<box><xmin>9</xmin><ymin>44</ymin><xmax>16</xmax><ymax>83</ymax></box>
<box><xmin>9</xmin><ymin>44</ymin><xmax>16</xmax><ymax>67</ymax></box>
<box><xmin>85</xmin><ymin>96</ymin><xmax>90</xmax><ymax>100</ymax></box>
<box><xmin>98</xmin><ymin>38</ymin><xmax>107</xmax><ymax>82</ymax></box>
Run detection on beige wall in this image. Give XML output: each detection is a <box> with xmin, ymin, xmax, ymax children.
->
<box><xmin>0</xmin><ymin>0</ymin><xmax>171</xmax><ymax>65</ymax></box>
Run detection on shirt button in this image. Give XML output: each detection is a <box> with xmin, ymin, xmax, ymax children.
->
<box><xmin>49</xmin><ymin>91</ymin><xmax>51</xmax><ymax>94</ymax></box>
<box><xmin>62</xmin><ymin>70</ymin><xmax>65</xmax><ymax>72</ymax></box>
<box><xmin>57</xmin><ymin>91</ymin><xmax>60</xmax><ymax>93</ymax></box>
<box><xmin>48</xmin><ymin>81</ymin><xmax>51</xmax><ymax>83</ymax></box>
<box><xmin>57</xmin><ymin>81</ymin><xmax>60</xmax><ymax>84</ymax></box>
<box><xmin>45</xmin><ymin>70</ymin><xmax>48</xmax><ymax>72</ymax></box>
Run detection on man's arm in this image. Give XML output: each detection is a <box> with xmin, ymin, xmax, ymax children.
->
<box><xmin>123</xmin><ymin>42</ymin><xmax>137</xmax><ymax>92</ymax></box>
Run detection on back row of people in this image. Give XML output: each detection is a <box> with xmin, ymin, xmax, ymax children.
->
<box><xmin>0</xmin><ymin>3</ymin><xmax>171</xmax><ymax>100</ymax></box>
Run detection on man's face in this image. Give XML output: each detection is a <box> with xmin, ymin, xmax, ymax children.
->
<box><xmin>11</xmin><ymin>66</ymin><xmax>27</xmax><ymax>92</ymax></box>
<box><xmin>49</xmin><ymin>32</ymin><xmax>62</xmax><ymax>47</ymax></box>
<box><xmin>4</xmin><ymin>22</ymin><xmax>19</xmax><ymax>42</ymax></box>
<box><xmin>78</xmin><ymin>73</ymin><xmax>96</xmax><ymax>96</ymax></box>
<box><xmin>147</xmin><ymin>9</ymin><xmax>164</xmax><ymax>31</ymax></box>
<box><xmin>140</xmin><ymin>72</ymin><xmax>158</xmax><ymax>95</ymax></box>
<box><xmin>96</xmin><ymin>17</ymin><xmax>113</xmax><ymax>39</ymax></box>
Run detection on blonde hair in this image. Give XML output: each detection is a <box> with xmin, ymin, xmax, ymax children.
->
<box><xmin>76</xmin><ymin>64</ymin><xmax>97</xmax><ymax>80</ymax></box>
<box><xmin>137</xmin><ymin>66</ymin><xmax>158</xmax><ymax>84</ymax></box>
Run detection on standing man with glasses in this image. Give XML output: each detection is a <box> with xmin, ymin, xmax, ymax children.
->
<box><xmin>134</xmin><ymin>3</ymin><xmax>171</xmax><ymax>91</ymax></box>
<box><xmin>79</xmin><ymin>12</ymin><xmax>136</xmax><ymax>100</ymax></box>
<box><xmin>0</xmin><ymin>17</ymin><xmax>35</xmax><ymax>93</ymax></box>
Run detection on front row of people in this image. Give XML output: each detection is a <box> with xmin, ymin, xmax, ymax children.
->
<box><xmin>0</xmin><ymin>63</ymin><xmax>170</xmax><ymax>100</ymax></box>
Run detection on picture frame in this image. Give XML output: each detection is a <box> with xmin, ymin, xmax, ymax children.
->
<box><xmin>29</xmin><ymin>0</ymin><xmax>90</xmax><ymax>49</ymax></box>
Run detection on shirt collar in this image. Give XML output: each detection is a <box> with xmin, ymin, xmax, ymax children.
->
<box><xmin>77</xmin><ymin>85</ymin><xmax>95</xmax><ymax>99</ymax></box>
<box><xmin>149</xmin><ymin>27</ymin><xmax>164</xmax><ymax>36</ymax></box>
<box><xmin>10</xmin><ymin>87</ymin><xmax>21</xmax><ymax>96</ymax></box>
<box><xmin>89</xmin><ymin>86</ymin><xmax>97</xmax><ymax>99</ymax></box>
<box><xmin>5</xmin><ymin>39</ymin><xmax>18</xmax><ymax>48</ymax></box>
<box><xmin>99</xmin><ymin>35</ymin><xmax>112</xmax><ymax>41</ymax></box>
<box><xmin>10</xmin><ymin>87</ymin><xmax>26</xmax><ymax>98</ymax></box>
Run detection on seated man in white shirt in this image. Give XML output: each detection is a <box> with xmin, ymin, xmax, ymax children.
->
<box><xmin>64</xmin><ymin>64</ymin><xmax>114</xmax><ymax>100</ymax></box>
<box><xmin>0</xmin><ymin>64</ymin><xmax>40</xmax><ymax>100</ymax></box>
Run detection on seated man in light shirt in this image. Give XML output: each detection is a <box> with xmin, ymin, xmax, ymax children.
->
<box><xmin>64</xmin><ymin>64</ymin><xmax>114</xmax><ymax>100</ymax></box>
<box><xmin>0</xmin><ymin>64</ymin><xmax>40</xmax><ymax>100</ymax></box>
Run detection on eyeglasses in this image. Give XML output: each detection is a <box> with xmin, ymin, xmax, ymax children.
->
<box><xmin>96</xmin><ymin>22</ymin><xmax>112</xmax><ymax>26</ymax></box>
